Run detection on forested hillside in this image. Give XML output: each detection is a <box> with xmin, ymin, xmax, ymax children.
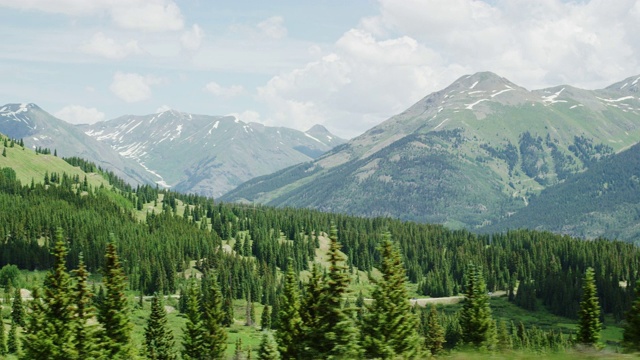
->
<box><xmin>483</xmin><ymin>142</ymin><xmax>640</xmax><ymax>242</ymax></box>
<box><xmin>1</xmin><ymin>146</ymin><xmax>640</xmax><ymax>357</ymax></box>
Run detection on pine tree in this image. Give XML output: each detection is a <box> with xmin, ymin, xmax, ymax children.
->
<box><xmin>275</xmin><ymin>262</ymin><xmax>303</xmax><ymax>359</ymax></box>
<box><xmin>361</xmin><ymin>232</ymin><xmax>421</xmax><ymax>359</ymax></box>
<box><xmin>261</xmin><ymin>305</ymin><xmax>271</xmax><ymax>330</ymax></box>
<box><xmin>72</xmin><ymin>255</ymin><xmax>102</xmax><ymax>359</ymax></box>
<box><xmin>257</xmin><ymin>331</ymin><xmax>281</xmax><ymax>360</ymax></box>
<box><xmin>2</xmin><ymin>148</ymin><xmax>6</xmax><ymax>157</ymax></box>
<box><xmin>234</xmin><ymin>338</ymin><xmax>244</xmax><ymax>360</ymax></box>
<box><xmin>98</xmin><ymin>240</ymin><xmax>132</xmax><ymax>359</ymax></box>
<box><xmin>300</xmin><ymin>263</ymin><xmax>324</xmax><ymax>357</ymax></box>
<box><xmin>496</xmin><ymin>320</ymin><xmax>513</xmax><ymax>351</ymax></box>
<box><xmin>182</xmin><ymin>281</ymin><xmax>206</xmax><ymax>360</ymax></box>
<box><xmin>424</xmin><ymin>305</ymin><xmax>446</xmax><ymax>356</ymax></box>
<box><xmin>459</xmin><ymin>263</ymin><xmax>494</xmax><ymax>349</ymax></box>
<box><xmin>20</xmin><ymin>228</ymin><xmax>76</xmax><ymax>359</ymax></box>
<box><xmin>622</xmin><ymin>279</ymin><xmax>640</xmax><ymax>352</ymax></box>
<box><xmin>8</xmin><ymin>320</ymin><xmax>18</xmax><ymax>354</ymax></box>
<box><xmin>577</xmin><ymin>267</ymin><xmax>601</xmax><ymax>347</ymax></box>
<box><xmin>145</xmin><ymin>294</ymin><xmax>176</xmax><ymax>360</ymax></box>
<box><xmin>11</xmin><ymin>286</ymin><xmax>24</xmax><ymax>326</ymax></box>
<box><xmin>201</xmin><ymin>272</ymin><xmax>227</xmax><ymax>359</ymax></box>
<box><xmin>0</xmin><ymin>318</ymin><xmax>6</xmax><ymax>355</ymax></box>
<box><xmin>315</xmin><ymin>224</ymin><xmax>362</xmax><ymax>359</ymax></box>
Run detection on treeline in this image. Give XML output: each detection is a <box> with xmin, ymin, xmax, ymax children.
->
<box><xmin>1</xmin><ymin>160</ymin><xmax>639</xmax><ymax>325</ymax></box>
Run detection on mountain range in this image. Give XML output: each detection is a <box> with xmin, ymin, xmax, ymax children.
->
<box><xmin>221</xmin><ymin>72</ymin><xmax>640</xmax><ymax>235</ymax></box>
<box><xmin>0</xmin><ymin>103</ymin><xmax>156</xmax><ymax>185</ymax></box>
<box><xmin>0</xmin><ymin>104</ymin><xmax>346</xmax><ymax>197</ymax></box>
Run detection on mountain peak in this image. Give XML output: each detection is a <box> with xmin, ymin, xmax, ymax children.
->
<box><xmin>450</xmin><ymin>71</ymin><xmax>523</xmax><ymax>92</ymax></box>
<box><xmin>605</xmin><ymin>74</ymin><xmax>640</xmax><ymax>93</ymax></box>
<box><xmin>306</xmin><ymin>124</ymin><xmax>329</xmax><ymax>134</ymax></box>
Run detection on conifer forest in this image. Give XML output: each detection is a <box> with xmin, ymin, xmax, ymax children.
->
<box><xmin>1</xmin><ymin>148</ymin><xmax>640</xmax><ymax>359</ymax></box>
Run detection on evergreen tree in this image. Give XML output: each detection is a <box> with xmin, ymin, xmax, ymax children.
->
<box><xmin>361</xmin><ymin>232</ymin><xmax>421</xmax><ymax>359</ymax></box>
<box><xmin>20</xmin><ymin>288</ymin><xmax>48</xmax><ymax>359</ymax></box>
<box><xmin>577</xmin><ymin>267</ymin><xmax>601</xmax><ymax>347</ymax></box>
<box><xmin>496</xmin><ymin>320</ymin><xmax>513</xmax><ymax>351</ymax></box>
<box><xmin>201</xmin><ymin>272</ymin><xmax>227</xmax><ymax>359</ymax></box>
<box><xmin>424</xmin><ymin>305</ymin><xmax>446</xmax><ymax>356</ymax></box>
<box><xmin>300</xmin><ymin>263</ymin><xmax>324</xmax><ymax>357</ymax></box>
<box><xmin>145</xmin><ymin>294</ymin><xmax>176</xmax><ymax>360</ymax></box>
<box><xmin>234</xmin><ymin>338</ymin><xmax>244</xmax><ymax>360</ymax></box>
<box><xmin>0</xmin><ymin>318</ymin><xmax>6</xmax><ymax>355</ymax></box>
<box><xmin>182</xmin><ymin>281</ymin><xmax>206</xmax><ymax>360</ymax></box>
<box><xmin>72</xmin><ymin>255</ymin><xmax>102</xmax><ymax>359</ymax></box>
<box><xmin>275</xmin><ymin>262</ymin><xmax>303</xmax><ymax>359</ymax></box>
<box><xmin>315</xmin><ymin>225</ymin><xmax>362</xmax><ymax>359</ymax></box>
<box><xmin>258</xmin><ymin>331</ymin><xmax>281</xmax><ymax>360</ymax></box>
<box><xmin>20</xmin><ymin>228</ymin><xmax>75</xmax><ymax>359</ymax></box>
<box><xmin>2</xmin><ymin>148</ymin><xmax>6</xmax><ymax>157</ymax></box>
<box><xmin>459</xmin><ymin>263</ymin><xmax>494</xmax><ymax>349</ymax></box>
<box><xmin>11</xmin><ymin>286</ymin><xmax>24</xmax><ymax>326</ymax></box>
<box><xmin>622</xmin><ymin>279</ymin><xmax>640</xmax><ymax>352</ymax></box>
<box><xmin>8</xmin><ymin>320</ymin><xmax>18</xmax><ymax>354</ymax></box>
<box><xmin>98</xmin><ymin>240</ymin><xmax>132</xmax><ymax>359</ymax></box>
<box><xmin>261</xmin><ymin>305</ymin><xmax>271</xmax><ymax>331</ymax></box>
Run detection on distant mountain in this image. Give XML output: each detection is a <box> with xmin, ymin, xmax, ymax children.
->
<box><xmin>221</xmin><ymin>72</ymin><xmax>640</xmax><ymax>229</ymax></box>
<box><xmin>0</xmin><ymin>103</ymin><xmax>155</xmax><ymax>185</ymax></box>
<box><xmin>82</xmin><ymin>110</ymin><xmax>346</xmax><ymax>197</ymax></box>
<box><xmin>481</xmin><ymin>141</ymin><xmax>640</xmax><ymax>243</ymax></box>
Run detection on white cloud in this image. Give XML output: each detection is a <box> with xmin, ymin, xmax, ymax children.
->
<box><xmin>204</xmin><ymin>81</ymin><xmax>245</xmax><ymax>97</ymax></box>
<box><xmin>229</xmin><ymin>110</ymin><xmax>262</xmax><ymax>124</ymax></box>
<box><xmin>0</xmin><ymin>0</ymin><xmax>184</xmax><ymax>32</ymax></box>
<box><xmin>54</xmin><ymin>105</ymin><xmax>105</xmax><ymax>124</ymax></box>
<box><xmin>110</xmin><ymin>72</ymin><xmax>163</xmax><ymax>103</ymax></box>
<box><xmin>80</xmin><ymin>32</ymin><xmax>142</xmax><ymax>60</ymax></box>
<box><xmin>256</xmin><ymin>0</ymin><xmax>640</xmax><ymax>138</ymax></box>
<box><xmin>257</xmin><ymin>16</ymin><xmax>287</xmax><ymax>39</ymax></box>
<box><xmin>181</xmin><ymin>24</ymin><xmax>204</xmax><ymax>51</ymax></box>
<box><xmin>156</xmin><ymin>105</ymin><xmax>172</xmax><ymax>113</ymax></box>
<box><xmin>111</xmin><ymin>1</ymin><xmax>183</xmax><ymax>32</ymax></box>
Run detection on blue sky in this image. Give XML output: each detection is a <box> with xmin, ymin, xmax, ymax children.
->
<box><xmin>1</xmin><ymin>0</ymin><xmax>639</xmax><ymax>138</ymax></box>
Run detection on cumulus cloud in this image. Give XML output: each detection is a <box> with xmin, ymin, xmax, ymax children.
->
<box><xmin>229</xmin><ymin>110</ymin><xmax>262</xmax><ymax>124</ymax></box>
<box><xmin>80</xmin><ymin>32</ymin><xmax>142</xmax><ymax>60</ymax></box>
<box><xmin>204</xmin><ymin>81</ymin><xmax>245</xmax><ymax>97</ymax></box>
<box><xmin>257</xmin><ymin>16</ymin><xmax>288</xmax><ymax>39</ymax></box>
<box><xmin>54</xmin><ymin>105</ymin><xmax>105</xmax><ymax>124</ymax></box>
<box><xmin>0</xmin><ymin>0</ymin><xmax>184</xmax><ymax>32</ymax></box>
<box><xmin>181</xmin><ymin>24</ymin><xmax>204</xmax><ymax>51</ymax></box>
<box><xmin>256</xmin><ymin>0</ymin><xmax>640</xmax><ymax>138</ymax></box>
<box><xmin>110</xmin><ymin>72</ymin><xmax>163</xmax><ymax>103</ymax></box>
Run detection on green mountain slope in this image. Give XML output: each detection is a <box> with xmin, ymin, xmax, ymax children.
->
<box><xmin>0</xmin><ymin>103</ymin><xmax>155</xmax><ymax>185</ymax></box>
<box><xmin>0</xmin><ymin>133</ymin><xmax>109</xmax><ymax>188</ymax></box>
<box><xmin>482</xmin><ymin>142</ymin><xmax>640</xmax><ymax>242</ymax></box>
<box><xmin>221</xmin><ymin>72</ymin><xmax>640</xmax><ymax>228</ymax></box>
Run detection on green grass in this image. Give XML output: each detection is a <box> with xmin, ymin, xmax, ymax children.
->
<box><xmin>0</xmin><ymin>138</ymin><xmax>110</xmax><ymax>189</ymax></box>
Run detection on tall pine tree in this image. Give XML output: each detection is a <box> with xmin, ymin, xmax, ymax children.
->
<box><xmin>577</xmin><ymin>267</ymin><xmax>601</xmax><ymax>347</ymax></box>
<box><xmin>459</xmin><ymin>263</ymin><xmax>494</xmax><ymax>349</ymax></box>
<box><xmin>182</xmin><ymin>280</ymin><xmax>206</xmax><ymax>360</ymax></box>
<box><xmin>98</xmin><ymin>239</ymin><xmax>132</xmax><ymax>359</ymax></box>
<box><xmin>0</xmin><ymin>318</ymin><xmax>6</xmax><ymax>355</ymax></box>
<box><xmin>145</xmin><ymin>294</ymin><xmax>176</xmax><ymax>360</ymax></box>
<box><xmin>424</xmin><ymin>305</ymin><xmax>446</xmax><ymax>356</ymax></box>
<box><xmin>275</xmin><ymin>261</ymin><xmax>303</xmax><ymax>359</ymax></box>
<box><xmin>315</xmin><ymin>225</ymin><xmax>362</xmax><ymax>359</ymax></box>
<box><xmin>201</xmin><ymin>272</ymin><xmax>227</xmax><ymax>359</ymax></box>
<box><xmin>361</xmin><ymin>232</ymin><xmax>421</xmax><ymax>359</ymax></box>
<box><xmin>11</xmin><ymin>287</ymin><xmax>24</xmax><ymax>326</ymax></box>
<box><xmin>21</xmin><ymin>228</ymin><xmax>75</xmax><ymax>359</ymax></box>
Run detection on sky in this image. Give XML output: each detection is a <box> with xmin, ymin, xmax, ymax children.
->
<box><xmin>1</xmin><ymin>0</ymin><xmax>639</xmax><ymax>139</ymax></box>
